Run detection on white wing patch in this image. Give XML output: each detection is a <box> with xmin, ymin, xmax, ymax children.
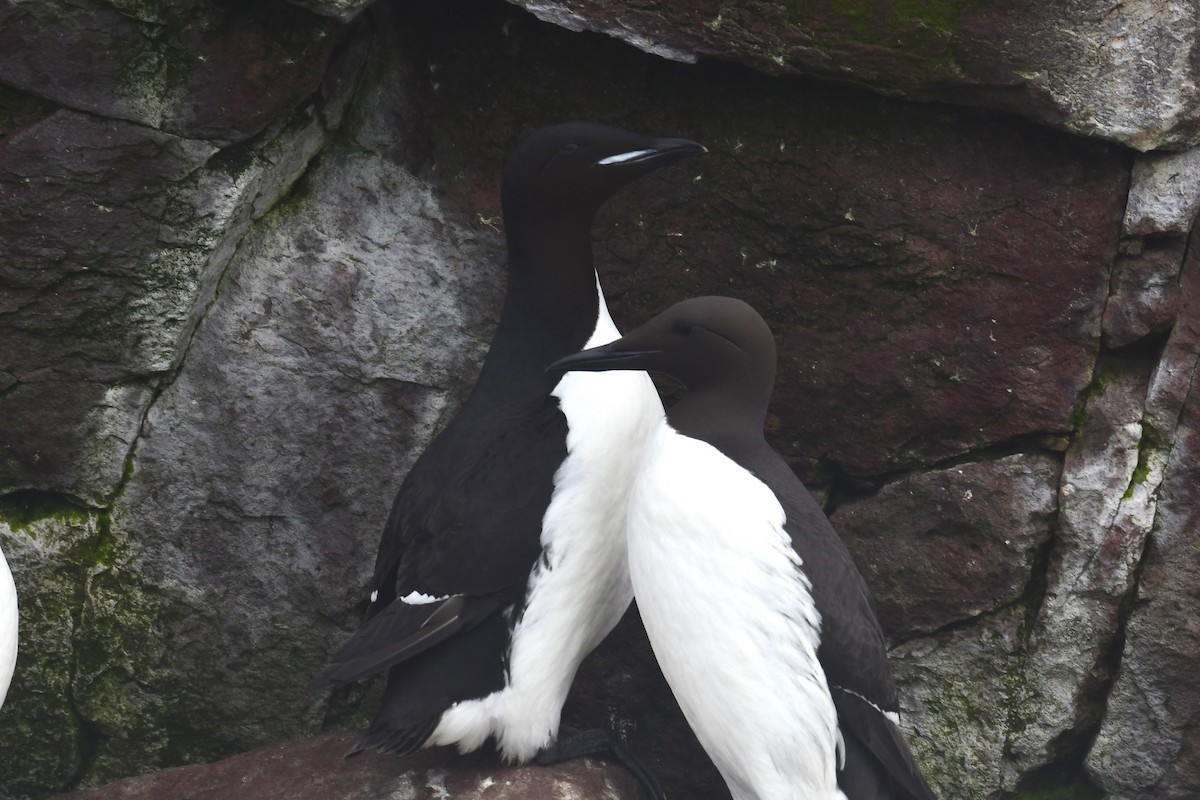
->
<box><xmin>835</xmin><ymin>684</ymin><xmax>902</xmax><ymax>726</ymax></box>
<box><xmin>400</xmin><ymin>590</ymin><xmax>449</xmax><ymax>605</ymax></box>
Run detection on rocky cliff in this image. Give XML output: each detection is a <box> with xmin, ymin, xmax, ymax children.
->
<box><xmin>2</xmin><ymin>1</ymin><xmax>1198</xmax><ymax>799</ymax></box>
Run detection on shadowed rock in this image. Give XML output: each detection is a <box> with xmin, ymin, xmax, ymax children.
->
<box><xmin>49</xmin><ymin>733</ymin><xmax>640</xmax><ymax>800</ymax></box>
<box><xmin>506</xmin><ymin>0</ymin><xmax>1200</xmax><ymax>150</ymax></box>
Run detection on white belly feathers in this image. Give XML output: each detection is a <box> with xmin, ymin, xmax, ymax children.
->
<box><xmin>628</xmin><ymin>424</ymin><xmax>845</xmax><ymax>800</ymax></box>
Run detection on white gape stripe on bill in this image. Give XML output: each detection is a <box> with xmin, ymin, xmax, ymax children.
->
<box><xmin>597</xmin><ymin>149</ymin><xmax>654</xmax><ymax>165</ymax></box>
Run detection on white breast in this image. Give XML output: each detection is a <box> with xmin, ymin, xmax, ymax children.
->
<box><xmin>429</xmin><ymin>277</ymin><xmax>664</xmax><ymax>762</ymax></box>
<box><xmin>628</xmin><ymin>424</ymin><xmax>845</xmax><ymax>800</ymax></box>
<box><xmin>0</xmin><ymin>544</ymin><xmax>18</xmax><ymax>709</ymax></box>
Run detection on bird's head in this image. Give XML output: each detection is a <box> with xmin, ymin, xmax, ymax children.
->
<box><xmin>501</xmin><ymin>122</ymin><xmax>704</xmax><ymax>220</ymax></box>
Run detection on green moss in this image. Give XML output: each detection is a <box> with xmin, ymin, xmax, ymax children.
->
<box><xmin>1121</xmin><ymin>425</ymin><xmax>1163</xmax><ymax>500</ymax></box>
<box><xmin>1006</xmin><ymin>769</ymin><xmax>1105</xmax><ymax>800</ymax></box>
<box><xmin>780</xmin><ymin>0</ymin><xmax>981</xmax><ymax>75</ymax></box>
<box><xmin>808</xmin><ymin>0</ymin><xmax>975</xmax><ymax>33</ymax></box>
<box><xmin>0</xmin><ymin>499</ymin><xmax>181</xmax><ymax>793</ymax></box>
<box><xmin>71</xmin><ymin>563</ymin><xmax>176</xmax><ymax>783</ymax></box>
<box><xmin>1122</xmin><ymin>462</ymin><xmax>1150</xmax><ymax>499</ymax></box>
<box><xmin>1065</xmin><ymin>366</ymin><xmax>1109</xmax><ymax>432</ymax></box>
<box><xmin>891</xmin><ymin>0</ymin><xmax>977</xmax><ymax>31</ymax></box>
<box><xmin>0</xmin><ymin>490</ymin><xmax>91</xmax><ymax>533</ymax></box>
<box><xmin>0</xmin><ymin>511</ymin><xmax>101</xmax><ymax>798</ymax></box>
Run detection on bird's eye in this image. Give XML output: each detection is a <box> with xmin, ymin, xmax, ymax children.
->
<box><xmin>561</xmin><ymin>143</ymin><xmax>580</xmax><ymax>154</ymax></box>
<box><xmin>672</xmin><ymin>321</ymin><xmax>694</xmax><ymax>337</ymax></box>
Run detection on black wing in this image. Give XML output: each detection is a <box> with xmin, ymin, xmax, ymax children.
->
<box><xmin>373</xmin><ymin>387</ymin><xmax>568</xmax><ymax>603</ymax></box>
<box><xmin>313</xmin><ymin>383</ymin><xmax>568</xmax><ymax>690</ymax></box>
<box><xmin>783</xmin><ymin>484</ymin><xmax>937</xmax><ymax>800</ymax></box>
<box><xmin>831</xmin><ymin>688</ymin><xmax>938</xmax><ymax>800</ymax></box>
<box><xmin>309</xmin><ymin>593</ymin><xmax>503</xmax><ymax>688</ymax></box>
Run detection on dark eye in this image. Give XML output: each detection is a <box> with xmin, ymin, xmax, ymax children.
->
<box><xmin>672</xmin><ymin>320</ymin><xmax>693</xmax><ymax>337</ymax></box>
<box><xmin>561</xmin><ymin>143</ymin><xmax>580</xmax><ymax>154</ymax></box>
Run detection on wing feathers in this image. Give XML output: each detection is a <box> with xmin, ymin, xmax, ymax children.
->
<box><xmin>310</xmin><ymin>595</ymin><xmax>501</xmax><ymax>688</ymax></box>
<box><xmin>832</xmin><ymin>687</ymin><xmax>938</xmax><ymax>800</ymax></box>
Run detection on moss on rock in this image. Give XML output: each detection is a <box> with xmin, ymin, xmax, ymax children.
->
<box><xmin>0</xmin><ymin>512</ymin><xmax>98</xmax><ymax>798</ymax></box>
<box><xmin>0</xmin><ymin>500</ymin><xmax>207</xmax><ymax>795</ymax></box>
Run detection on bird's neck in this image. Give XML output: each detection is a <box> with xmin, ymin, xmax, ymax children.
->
<box><xmin>472</xmin><ymin>206</ymin><xmax>601</xmax><ymax>392</ymax></box>
<box><xmin>499</xmin><ymin>206</ymin><xmax>600</xmax><ymax>349</ymax></box>
<box><xmin>666</xmin><ymin>390</ymin><xmax>771</xmax><ymax>458</ymax></box>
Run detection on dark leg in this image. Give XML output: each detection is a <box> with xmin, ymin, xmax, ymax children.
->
<box><xmin>536</xmin><ymin>728</ymin><xmax>667</xmax><ymax>800</ymax></box>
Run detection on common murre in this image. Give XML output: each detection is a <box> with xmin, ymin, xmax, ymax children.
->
<box><xmin>311</xmin><ymin>123</ymin><xmax>704</xmax><ymax>790</ymax></box>
<box><xmin>549</xmin><ymin>296</ymin><xmax>939</xmax><ymax>800</ymax></box>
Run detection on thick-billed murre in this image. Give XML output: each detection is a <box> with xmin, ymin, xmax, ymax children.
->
<box><xmin>549</xmin><ymin>296</ymin><xmax>939</xmax><ymax>800</ymax></box>
<box><xmin>311</xmin><ymin>123</ymin><xmax>703</xmax><ymax>783</ymax></box>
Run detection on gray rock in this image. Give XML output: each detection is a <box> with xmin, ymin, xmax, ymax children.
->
<box><xmin>891</xmin><ymin>608</ymin><xmax>1026</xmax><ymax>800</ymax></box>
<box><xmin>1103</xmin><ymin>239</ymin><xmax>1186</xmax><ymax>349</ymax></box>
<box><xmin>87</xmin><ymin>112</ymin><xmax>501</xmax><ymax>780</ymax></box>
<box><xmin>832</xmin><ymin>454</ymin><xmax>1059</xmax><ymax>637</ymax></box>
<box><xmin>0</xmin><ymin>109</ymin><xmax>214</xmax><ymax>502</ymax></box>
<box><xmin>1007</xmin><ymin>352</ymin><xmax>1157</xmax><ymax>774</ymax></box>
<box><xmin>0</xmin><ymin>24</ymin><xmax>364</xmax><ymax>505</ymax></box>
<box><xmin>1124</xmin><ymin>148</ymin><xmax>1200</xmax><ymax>235</ymax></box>
<box><xmin>505</xmin><ymin>0</ymin><xmax>1200</xmax><ymax>150</ymax></box>
<box><xmin>1009</xmin><ymin>0</ymin><xmax>1200</xmax><ymax>150</ymax></box>
<box><xmin>1086</xmin><ymin>228</ymin><xmax>1200</xmax><ymax>800</ymax></box>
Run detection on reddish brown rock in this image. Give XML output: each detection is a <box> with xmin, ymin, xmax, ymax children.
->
<box><xmin>1103</xmin><ymin>238</ymin><xmax>1186</xmax><ymax>348</ymax></box>
<box><xmin>831</xmin><ymin>454</ymin><xmax>1059</xmax><ymax>637</ymax></box>
<box><xmin>49</xmin><ymin>733</ymin><xmax>640</xmax><ymax>800</ymax></box>
<box><xmin>416</xmin><ymin>0</ymin><xmax>1128</xmax><ymax>478</ymax></box>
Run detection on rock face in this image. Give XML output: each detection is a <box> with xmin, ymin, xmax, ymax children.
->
<box><xmin>2</xmin><ymin>1</ymin><xmax>1199</xmax><ymax>799</ymax></box>
<box><xmin>830</xmin><ymin>455</ymin><xmax>1059</xmax><ymax>638</ymax></box>
<box><xmin>507</xmin><ymin>0</ymin><xmax>1200</xmax><ymax>151</ymax></box>
<box><xmin>48</xmin><ymin>733</ymin><xmax>640</xmax><ymax>800</ymax></box>
<box><xmin>1086</xmin><ymin>226</ymin><xmax>1200</xmax><ymax>800</ymax></box>
<box><xmin>0</xmin><ymin>0</ymin><xmax>346</xmax><ymax>504</ymax></box>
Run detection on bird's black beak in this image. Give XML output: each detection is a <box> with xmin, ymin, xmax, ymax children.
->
<box><xmin>547</xmin><ymin>342</ymin><xmax>662</xmax><ymax>374</ymax></box>
<box><xmin>595</xmin><ymin>137</ymin><xmax>706</xmax><ymax>170</ymax></box>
